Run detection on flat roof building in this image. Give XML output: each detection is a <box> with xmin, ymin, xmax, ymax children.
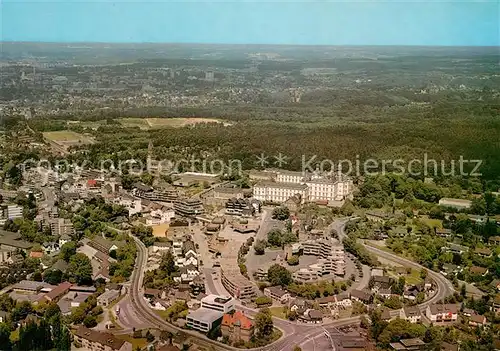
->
<box><xmin>200</xmin><ymin>294</ymin><xmax>235</xmax><ymax>313</ymax></box>
<box><xmin>186</xmin><ymin>308</ymin><xmax>224</xmax><ymax>333</ymax></box>
<box><xmin>221</xmin><ymin>268</ymin><xmax>256</xmax><ymax>300</ymax></box>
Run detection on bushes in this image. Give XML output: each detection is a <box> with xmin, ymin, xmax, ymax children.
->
<box><xmin>254</xmin><ymin>296</ymin><xmax>272</xmax><ymax>306</ymax></box>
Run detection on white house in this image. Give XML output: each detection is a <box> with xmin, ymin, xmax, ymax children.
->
<box><xmin>425</xmin><ymin>304</ymin><xmax>458</xmax><ymax>323</ymax></box>
<box><xmin>400</xmin><ymin>306</ymin><xmax>422</xmax><ymax>324</ymax></box>
<box><xmin>264</xmin><ymin>286</ymin><xmax>291</xmax><ymax>304</ymax></box>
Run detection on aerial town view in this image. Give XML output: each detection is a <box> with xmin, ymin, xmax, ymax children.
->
<box><xmin>0</xmin><ymin>1</ymin><xmax>499</xmax><ymax>351</ymax></box>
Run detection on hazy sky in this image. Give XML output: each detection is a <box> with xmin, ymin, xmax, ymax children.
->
<box><xmin>2</xmin><ymin>0</ymin><xmax>499</xmax><ymax>46</ymax></box>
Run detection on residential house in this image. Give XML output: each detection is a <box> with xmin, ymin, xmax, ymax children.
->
<box><xmin>350</xmin><ymin>290</ymin><xmax>373</xmax><ymax>304</ymax></box>
<box><xmin>400</xmin><ymin>306</ymin><xmax>422</xmax><ymax>324</ymax></box>
<box><xmin>298</xmin><ymin>309</ymin><xmax>323</xmax><ymax>324</ymax></box>
<box><xmin>474</xmin><ymin>247</ymin><xmax>493</xmax><ymax>258</ymax></box>
<box><xmin>381</xmin><ymin>309</ymin><xmax>393</xmax><ymax>322</ymax></box>
<box><xmin>288</xmin><ymin>298</ymin><xmax>307</xmax><ymax>313</ymax></box>
<box><xmin>425</xmin><ymin>304</ymin><xmax>459</xmax><ymax>323</ymax></box>
<box><xmin>494</xmin><ymin>294</ymin><xmax>500</xmax><ymax>315</ymax></box>
<box><xmin>435</xmin><ymin>228</ymin><xmax>452</xmax><ymax>238</ymax></box>
<box><xmin>489</xmin><ymin>236</ymin><xmax>500</xmax><ymax>246</ymax></box>
<box><xmin>263</xmin><ymin>286</ymin><xmax>290</xmax><ymax>304</ymax></box>
<box><xmin>469</xmin><ymin>314</ymin><xmax>488</xmax><ymax>327</ymax></box>
<box><xmin>221</xmin><ymin>311</ymin><xmax>254</xmax><ymax>343</ymax></box>
<box><xmin>444</xmin><ymin>243</ymin><xmax>469</xmax><ymax>255</ymax></box>
<box><xmin>97</xmin><ymin>289</ymin><xmax>120</xmax><ymax>307</ymax></box>
<box><xmin>470</xmin><ymin>266</ymin><xmax>489</xmax><ymax>276</ymax></box>
<box><xmin>74</xmin><ymin>326</ymin><xmax>132</xmax><ymax>351</ymax></box>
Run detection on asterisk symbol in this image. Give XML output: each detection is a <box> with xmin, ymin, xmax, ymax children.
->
<box><xmin>255</xmin><ymin>153</ymin><xmax>268</xmax><ymax>167</ymax></box>
<box><xmin>274</xmin><ymin>153</ymin><xmax>288</xmax><ymax>167</ymax></box>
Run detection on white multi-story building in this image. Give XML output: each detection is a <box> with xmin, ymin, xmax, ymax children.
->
<box><xmin>186</xmin><ymin>295</ymin><xmax>234</xmax><ymax>333</ymax></box>
<box><xmin>253</xmin><ymin>182</ymin><xmax>308</xmax><ymax>203</ymax></box>
<box><xmin>253</xmin><ymin>170</ymin><xmax>352</xmax><ymax>204</ymax></box>
<box><xmin>276</xmin><ymin>170</ymin><xmax>305</xmax><ymax>184</ymax></box>
<box><xmin>201</xmin><ymin>294</ymin><xmax>235</xmax><ymax>313</ymax></box>
<box><xmin>300</xmin><ymin>238</ymin><xmax>346</xmax><ymax>276</ymax></box>
<box><xmin>6</xmin><ymin>205</ymin><xmax>23</xmax><ymax>220</ymax></box>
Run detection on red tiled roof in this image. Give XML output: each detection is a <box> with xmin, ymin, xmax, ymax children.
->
<box><xmin>44</xmin><ymin>282</ymin><xmax>72</xmax><ymax>301</ymax></box>
<box><xmin>29</xmin><ymin>251</ymin><xmax>44</xmax><ymax>258</ymax></box>
<box><xmin>87</xmin><ymin>179</ymin><xmax>98</xmax><ymax>187</ymax></box>
<box><xmin>222</xmin><ymin>311</ymin><xmax>253</xmax><ymax>330</ymax></box>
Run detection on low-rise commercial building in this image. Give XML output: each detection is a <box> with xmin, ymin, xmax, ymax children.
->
<box><xmin>186</xmin><ymin>308</ymin><xmax>224</xmax><ymax>333</ymax></box>
<box><xmin>200</xmin><ymin>294</ymin><xmax>235</xmax><ymax>313</ymax></box>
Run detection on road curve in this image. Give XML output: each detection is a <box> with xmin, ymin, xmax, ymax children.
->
<box><xmin>335</xmin><ymin>217</ymin><xmax>455</xmax><ymax>307</ymax></box>
<box><xmin>124</xmin><ymin>218</ymin><xmax>455</xmax><ymax>351</ymax></box>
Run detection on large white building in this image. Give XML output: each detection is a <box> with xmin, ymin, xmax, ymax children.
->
<box><xmin>186</xmin><ymin>295</ymin><xmax>234</xmax><ymax>333</ymax></box>
<box><xmin>201</xmin><ymin>294</ymin><xmax>235</xmax><ymax>313</ymax></box>
<box><xmin>253</xmin><ymin>181</ymin><xmax>308</xmax><ymax>204</ymax></box>
<box><xmin>253</xmin><ymin>170</ymin><xmax>352</xmax><ymax>204</ymax></box>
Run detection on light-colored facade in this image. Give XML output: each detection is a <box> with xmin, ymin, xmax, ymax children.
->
<box><xmin>6</xmin><ymin>205</ymin><xmax>23</xmax><ymax>220</ymax></box>
<box><xmin>201</xmin><ymin>294</ymin><xmax>235</xmax><ymax>313</ymax></box>
<box><xmin>253</xmin><ymin>171</ymin><xmax>353</xmax><ymax>204</ymax></box>
<box><xmin>276</xmin><ymin>171</ymin><xmax>305</xmax><ymax>184</ymax></box>
<box><xmin>186</xmin><ymin>308</ymin><xmax>223</xmax><ymax>333</ymax></box>
<box><xmin>74</xmin><ymin>326</ymin><xmax>132</xmax><ymax>351</ymax></box>
<box><xmin>97</xmin><ymin>289</ymin><xmax>120</xmax><ymax>307</ymax></box>
<box><xmin>425</xmin><ymin>304</ymin><xmax>458</xmax><ymax>323</ymax></box>
<box><xmin>221</xmin><ymin>268</ymin><xmax>257</xmax><ymax>300</ymax></box>
<box><xmin>264</xmin><ymin>287</ymin><xmax>291</xmax><ymax>304</ymax></box>
<box><xmin>300</xmin><ymin>238</ymin><xmax>346</xmax><ymax>276</ymax></box>
<box><xmin>253</xmin><ymin>181</ymin><xmax>308</xmax><ymax>204</ymax></box>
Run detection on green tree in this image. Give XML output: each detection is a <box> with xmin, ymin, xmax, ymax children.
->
<box><xmin>267</xmin><ymin>264</ymin><xmax>292</xmax><ymax>287</ymax></box>
<box><xmin>254</xmin><ymin>239</ymin><xmax>266</xmax><ymax>255</ymax></box>
<box><xmin>255</xmin><ymin>308</ymin><xmax>274</xmax><ymax>340</ymax></box>
<box><xmin>59</xmin><ymin>242</ymin><xmax>77</xmax><ymax>262</ymax></box>
<box><xmin>0</xmin><ymin>323</ymin><xmax>12</xmax><ymax>351</ymax></box>
<box><xmin>160</xmin><ymin>251</ymin><xmax>177</xmax><ymax>277</ymax></box>
<box><xmin>272</xmin><ymin>206</ymin><xmax>290</xmax><ymax>221</ymax></box>
<box><xmin>68</xmin><ymin>253</ymin><xmax>92</xmax><ymax>285</ymax></box>
<box><xmin>267</xmin><ymin>229</ymin><xmax>283</xmax><ymax>247</ymax></box>
<box><xmin>287</xmin><ymin>255</ymin><xmax>299</xmax><ymax>266</ymax></box>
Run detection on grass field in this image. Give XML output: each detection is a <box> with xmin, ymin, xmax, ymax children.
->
<box><xmin>117</xmin><ymin>117</ymin><xmax>227</xmax><ymax>129</ymax></box>
<box><xmin>116</xmin><ymin>335</ymin><xmax>148</xmax><ymax>349</ymax></box>
<box><xmin>269</xmin><ymin>306</ymin><xmax>287</xmax><ymax>319</ymax></box>
<box><xmin>421</xmin><ymin>217</ymin><xmax>443</xmax><ymax>229</ymax></box>
<box><xmin>43</xmin><ymin>130</ymin><xmax>90</xmax><ymax>142</ymax></box>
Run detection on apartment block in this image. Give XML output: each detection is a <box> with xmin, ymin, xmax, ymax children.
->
<box><xmin>74</xmin><ymin>326</ymin><xmax>132</xmax><ymax>351</ymax></box>
<box><xmin>221</xmin><ymin>268</ymin><xmax>257</xmax><ymax>300</ymax></box>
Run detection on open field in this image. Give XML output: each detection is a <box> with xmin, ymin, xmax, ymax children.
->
<box><xmin>117</xmin><ymin>117</ymin><xmax>228</xmax><ymax>129</ymax></box>
<box><xmin>151</xmin><ymin>223</ymin><xmax>169</xmax><ymax>237</ymax></box>
<box><xmin>43</xmin><ymin>130</ymin><xmax>91</xmax><ymax>142</ymax></box>
<box><xmin>115</xmin><ymin>335</ymin><xmax>148</xmax><ymax>349</ymax></box>
<box><xmin>269</xmin><ymin>306</ymin><xmax>287</xmax><ymax>319</ymax></box>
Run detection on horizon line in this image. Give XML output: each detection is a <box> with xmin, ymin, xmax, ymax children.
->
<box><xmin>2</xmin><ymin>41</ymin><xmax>500</xmax><ymax>49</ymax></box>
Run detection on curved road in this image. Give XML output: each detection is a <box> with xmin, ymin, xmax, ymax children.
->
<box><xmin>123</xmin><ymin>217</ymin><xmax>455</xmax><ymax>351</ymax></box>
<box><xmin>336</xmin><ymin>217</ymin><xmax>455</xmax><ymax>307</ymax></box>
